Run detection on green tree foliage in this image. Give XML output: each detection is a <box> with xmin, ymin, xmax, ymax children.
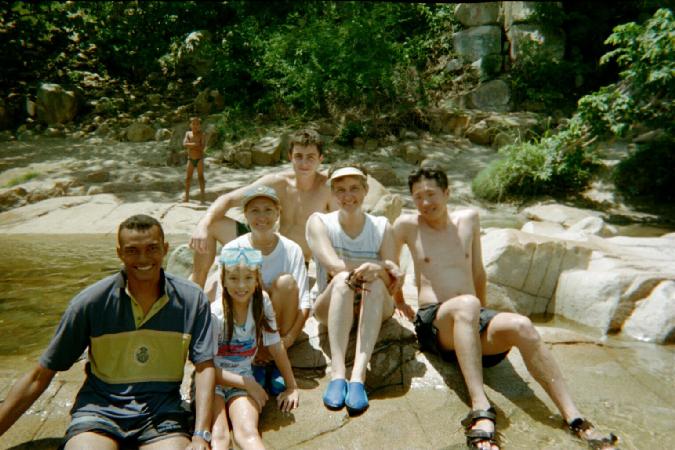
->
<box><xmin>578</xmin><ymin>8</ymin><xmax>674</xmax><ymax>137</ymax></box>
<box><xmin>1</xmin><ymin>2</ymin><xmax>100</xmax><ymax>90</ymax></box>
<box><xmin>473</xmin><ymin>8</ymin><xmax>674</xmax><ymax>203</ymax></box>
<box><xmin>200</xmin><ymin>2</ymin><xmax>438</xmax><ymax>116</ymax></box>
<box><xmin>2</xmin><ymin>1</ymin><xmax>448</xmax><ymax>118</ymax></box>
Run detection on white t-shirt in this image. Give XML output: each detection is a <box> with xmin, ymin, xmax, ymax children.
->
<box><xmin>220</xmin><ymin>233</ymin><xmax>310</xmax><ymax>310</ymax></box>
<box><xmin>307</xmin><ymin>211</ymin><xmax>388</xmax><ymax>301</ymax></box>
<box><xmin>210</xmin><ymin>292</ymin><xmax>280</xmax><ymax>376</ymax></box>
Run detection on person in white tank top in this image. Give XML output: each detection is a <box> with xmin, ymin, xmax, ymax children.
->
<box><xmin>306</xmin><ymin>164</ymin><xmax>403</xmax><ymax>417</ymax></box>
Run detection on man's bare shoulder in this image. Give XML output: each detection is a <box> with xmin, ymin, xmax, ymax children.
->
<box><xmin>314</xmin><ymin>171</ymin><xmax>330</xmax><ymax>184</ymax></box>
<box><xmin>259</xmin><ymin>171</ymin><xmax>294</xmax><ymax>187</ymax></box>
<box><xmin>393</xmin><ymin>213</ymin><xmax>420</xmax><ymax>238</ymax></box>
<box><xmin>450</xmin><ymin>208</ymin><xmax>480</xmax><ymax>228</ymax></box>
<box><xmin>394</xmin><ymin>212</ymin><xmax>419</xmax><ymax>228</ymax></box>
<box><xmin>450</xmin><ymin>208</ymin><xmax>480</xmax><ymax>223</ymax></box>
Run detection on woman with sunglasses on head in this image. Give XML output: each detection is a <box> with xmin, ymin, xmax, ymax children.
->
<box><xmin>206</xmin><ymin>185</ymin><xmax>310</xmax><ymax>396</ymax></box>
<box><xmin>306</xmin><ymin>163</ymin><xmax>404</xmax><ymax>417</ymax></box>
<box><xmin>209</xmin><ymin>247</ymin><xmax>299</xmax><ymax>450</ymax></box>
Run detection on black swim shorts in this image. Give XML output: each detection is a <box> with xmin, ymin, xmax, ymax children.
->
<box><xmin>414</xmin><ymin>304</ymin><xmax>509</xmax><ymax>368</ymax></box>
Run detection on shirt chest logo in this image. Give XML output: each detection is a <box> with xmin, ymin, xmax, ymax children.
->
<box><xmin>135</xmin><ymin>346</ymin><xmax>150</xmax><ymax>364</ymax></box>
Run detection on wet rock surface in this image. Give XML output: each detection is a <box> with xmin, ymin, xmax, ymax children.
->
<box><xmin>2</xmin><ymin>319</ymin><xmax>673</xmax><ymax>449</ymax></box>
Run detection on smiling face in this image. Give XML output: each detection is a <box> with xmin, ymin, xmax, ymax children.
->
<box><xmin>332</xmin><ymin>175</ymin><xmax>368</xmax><ymax>212</ymax></box>
<box><xmin>290</xmin><ymin>143</ymin><xmax>322</xmax><ymax>176</ymax></box>
<box><xmin>244</xmin><ymin>197</ymin><xmax>280</xmax><ymax>232</ymax></box>
<box><xmin>117</xmin><ymin>225</ymin><xmax>168</xmax><ymax>284</ymax></box>
<box><xmin>223</xmin><ymin>265</ymin><xmax>259</xmax><ymax>305</ymax></box>
<box><xmin>411</xmin><ymin>177</ymin><xmax>449</xmax><ymax>221</ymax></box>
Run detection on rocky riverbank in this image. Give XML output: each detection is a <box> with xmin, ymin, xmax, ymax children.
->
<box><xmin>1</xmin><ymin>130</ymin><xmax>674</xmax><ymax>449</ymax></box>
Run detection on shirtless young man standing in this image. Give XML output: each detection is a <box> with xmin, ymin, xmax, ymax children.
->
<box><xmin>393</xmin><ymin>166</ymin><xmax>618</xmax><ymax>450</ymax></box>
<box><xmin>183</xmin><ymin>116</ymin><xmax>207</xmax><ymax>204</ymax></box>
<box><xmin>189</xmin><ymin>129</ymin><xmax>334</xmax><ymax>287</ymax></box>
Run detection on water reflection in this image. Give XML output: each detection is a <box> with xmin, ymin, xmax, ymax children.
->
<box><xmin>0</xmin><ymin>234</ymin><xmax>187</xmax><ymax>359</ymax></box>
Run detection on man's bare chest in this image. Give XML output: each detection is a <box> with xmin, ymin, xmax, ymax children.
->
<box><xmin>413</xmin><ymin>226</ymin><xmax>472</xmax><ymax>270</ymax></box>
<box><xmin>280</xmin><ymin>189</ymin><xmax>329</xmax><ymax>224</ymax></box>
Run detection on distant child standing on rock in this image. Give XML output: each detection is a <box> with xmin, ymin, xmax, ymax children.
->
<box><xmin>183</xmin><ymin>116</ymin><xmax>206</xmax><ymax>203</ymax></box>
<box><xmin>210</xmin><ymin>247</ymin><xmax>299</xmax><ymax>450</ymax></box>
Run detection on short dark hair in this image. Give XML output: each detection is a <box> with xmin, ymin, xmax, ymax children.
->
<box><xmin>289</xmin><ymin>128</ymin><xmax>323</xmax><ymax>156</ymax></box>
<box><xmin>408</xmin><ymin>165</ymin><xmax>448</xmax><ymax>192</ymax></box>
<box><xmin>118</xmin><ymin>214</ymin><xmax>164</xmax><ymax>243</ymax></box>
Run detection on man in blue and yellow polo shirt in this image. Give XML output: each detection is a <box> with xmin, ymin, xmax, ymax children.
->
<box><xmin>0</xmin><ymin>214</ymin><xmax>215</xmax><ymax>450</ymax></box>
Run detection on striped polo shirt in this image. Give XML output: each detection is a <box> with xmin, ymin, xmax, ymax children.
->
<box><xmin>39</xmin><ymin>269</ymin><xmax>214</xmax><ymax>420</ymax></box>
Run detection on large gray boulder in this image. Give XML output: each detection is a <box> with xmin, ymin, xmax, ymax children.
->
<box><xmin>468</xmin><ymin>80</ymin><xmax>511</xmax><ymax>112</ymax></box>
<box><xmin>503</xmin><ymin>1</ymin><xmax>540</xmax><ymax>29</ymax></box>
<box><xmin>454</xmin><ymin>2</ymin><xmax>500</xmax><ymax>27</ymax></box>
<box><xmin>621</xmin><ymin>280</ymin><xmax>675</xmax><ymax>344</ymax></box>
<box><xmin>126</xmin><ymin>122</ymin><xmax>155</xmax><ymax>142</ymax></box>
<box><xmin>364</xmin><ymin>162</ymin><xmax>400</xmax><ymax>187</ymax></box>
<box><xmin>482</xmin><ymin>228</ymin><xmax>591</xmax><ymax>315</ymax></box>
<box><xmin>169</xmin><ymin>123</ymin><xmax>189</xmax><ymax>150</ymax></box>
<box><xmin>251</xmin><ymin>136</ymin><xmax>282</xmax><ymax>166</ymax></box>
<box><xmin>535</xmin><ymin>227</ymin><xmax>675</xmax><ymax>339</ymax></box>
<box><xmin>194</xmin><ymin>89</ymin><xmax>224</xmax><ymax>115</ymax></box>
<box><xmin>465</xmin><ymin>120</ymin><xmax>493</xmax><ymax>145</ymax></box>
<box><xmin>484</xmin><ymin>224</ymin><xmax>675</xmax><ymax>345</ymax></box>
<box><xmin>522</xmin><ymin>203</ymin><xmax>602</xmax><ymax>227</ymax></box>
<box><xmin>36</xmin><ymin>83</ymin><xmax>78</xmax><ymax>125</ymax></box>
<box><xmin>167</xmin><ymin>244</ymin><xmax>196</xmax><ymax>280</ymax></box>
<box><xmin>363</xmin><ymin>176</ymin><xmax>403</xmax><ymax>224</ymax></box>
<box><xmin>554</xmin><ymin>271</ymin><xmax>671</xmax><ymax>333</ymax></box>
<box><xmin>453</xmin><ymin>25</ymin><xmax>502</xmax><ymax>63</ymax></box>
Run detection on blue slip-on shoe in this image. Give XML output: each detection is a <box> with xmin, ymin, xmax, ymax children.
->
<box><xmin>268</xmin><ymin>364</ymin><xmax>286</xmax><ymax>396</ymax></box>
<box><xmin>322</xmin><ymin>378</ymin><xmax>348</xmax><ymax>410</ymax></box>
<box><xmin>345</xmin><ymin>381</ymin><xmax>369</xmax><ymax>416</ymax></box>
<box><xmin>252</xmin><ymin>364</ymin><xmax>268</xmax><ymax>388</ymax></box>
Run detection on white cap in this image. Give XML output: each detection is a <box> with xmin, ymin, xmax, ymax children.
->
<box><xmin>329</xmin><ymin>167</ymin><xmax>367</xmax><ymax>182</ymax></box>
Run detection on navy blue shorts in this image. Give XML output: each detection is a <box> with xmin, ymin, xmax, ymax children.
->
<box><xmin>62</xmin><ymin>411</ymin><xmax>190</xmax><ymax>448</ymax></box>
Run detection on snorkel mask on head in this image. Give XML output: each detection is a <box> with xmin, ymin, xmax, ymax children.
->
<box><xmin>219</xmin><ymin>247</ymin><xmax>263</xmax><ymax>269</ymax></box>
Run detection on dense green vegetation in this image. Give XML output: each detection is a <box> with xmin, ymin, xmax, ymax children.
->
<box><xmin>2</xmin><ymin>1</ymin><xmax>664</xmax><ymax>119</ymax></box>
<box><xmin>473</xmin><ymin>8</ymin><xmax>674</xmax><ymax>203</ymax></box>
<box><xmin>2</xmin><ymin>2</ymin><xmax>672</xmax><ymax>204</ymax></box>
<box><xmin>1</xmin><ymin>1</ymin><xmax>454</xmax><ymax>118</ymax></box>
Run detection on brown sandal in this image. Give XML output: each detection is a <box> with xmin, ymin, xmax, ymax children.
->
<box><xmin>461</xmin><ymin>407</ymin><xmax>499</xmax><ymax>449</ymax></box>
<box><xmin>568</xmin><ymin>417</ymin><xmax>619</xmax><ymax>449</ymax></box>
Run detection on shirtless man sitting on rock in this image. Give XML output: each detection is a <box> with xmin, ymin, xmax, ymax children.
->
<box><xmin>189</xmin><ymin>128</ymin><xmax>335</xmax><ymax>287</ymax></box>
<box><xmin>393</xmin><ymin>165</ymin><xmax>618</xmax><ymax>450</ymax></box>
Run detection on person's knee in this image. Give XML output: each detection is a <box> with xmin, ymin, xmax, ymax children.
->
<box><xmin>271</xmin><ymin>273</ymin><xmax>299</xmax><ymax>298</ymax></box>
<box><xmin>331</xmin><ymin>271</ymin><xmax>353</xmax><ymax>297</ymax></box>
<box><xmin>366</xmin><ymin>278</ymin><xmax>387</xmax><ymax>298</ymax></box>
<box><xmin>233</xmin><ymin>423</ymin><xmax>260</xmax><ymax>446</ymax></box>
<box><xmin>211</xmin><ymin>423</ymin><xmax>231</xmax><ymax>449</ymax></box>
<box><xmin>510</xmin><ymin>315</ymin><xmax>540</xmax><ymax>346</ymax></box>
<box><xmin>449</xmin><ymin>295</ymin><xmax>481</xmax><ymax>323</ymax></box>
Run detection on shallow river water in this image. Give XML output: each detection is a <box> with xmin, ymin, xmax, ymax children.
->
<box><xmin>0</xmin><ymin>234</ymin><xmax>188</xmax><ymax>361</ymax></box>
